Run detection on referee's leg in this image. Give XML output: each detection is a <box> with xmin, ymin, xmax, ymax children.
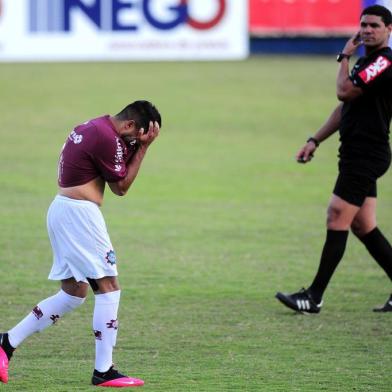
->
<box><xmin>307</xmin><ymin>194</ymin><xmax>360</xmax><ymax>303</ymax></box>
<box><xmin>351</xmin><ymin>197</ymin><xmax>392</xmax><ymax>311</ymax></box>
<box><xmin>352</xmin><ymin>196</ymin><xmax>392</xmax><ymax>280</ymax></box>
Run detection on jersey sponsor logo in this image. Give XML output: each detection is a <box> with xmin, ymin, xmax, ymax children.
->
<box><xmin>68</xmin><ymin>130</ymin><xmax>83</xmax><ymax>144</ymax></box>
<box><xmin>358</xmin><ymin>56</ymin><xmax>391</xmax><ymax>84</ymax></box>
<box><xmin>58</xmin><ymin>152</ymin><xmax>64</xmax><ymax>182</ymax></box>
<box><xmin>114</xmin><ymin>137</ymin><xmax>124</xmax><ymax>171</ymax></box>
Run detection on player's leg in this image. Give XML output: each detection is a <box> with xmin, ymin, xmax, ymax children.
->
<box><xmin>351</xmin><ymin>196</ymin><xmax>392</xmax><ymax>312</ymax></box>
<box><xmin>88</xmin><ymin>276</ymin><xmax>144</xmax><ymax>387</ymax></box>
<box><xmin>0</xmin><ymin>278</ymin><xmax>87</xmax><ymax>384</ymax></box>
<box><xmin>7</xmin><ymin>278</ymin><xmax>87</xmax><ymax>348</ymax></box>
<box><xmin>91</xmin><ymin>276</ymin><xmax>121</xmax><ymax>374</ymax></box>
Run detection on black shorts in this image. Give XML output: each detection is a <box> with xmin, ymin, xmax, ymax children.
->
<box><xmin>333</xmin><ymin>172</ymin><xmax>377</xmax><ymax>206</ymax></box>
<box><xmin>333</xmin><ymin>157</ymin><xmax>391</xmax><ymax>207</ymax></box>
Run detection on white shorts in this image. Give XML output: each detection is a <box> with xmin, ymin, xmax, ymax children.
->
<box><xmin>47</xmin><ymin>195</ymin><xmax>118</xmax><ymax>282</ymax></box>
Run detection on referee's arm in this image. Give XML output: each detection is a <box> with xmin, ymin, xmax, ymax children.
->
<box><xmin>296</xmin><ymin>104</ymin><xmax>342</xmax><ymax>163</ymax></box>
<box><xmin>336</xmin><ymin>34</ymin><xmax>363</xmax><ymax>101</ymax></box>
<box><xmin>336</xmin><ymin>57</ymin><xmax>363</xmax><ymax>102</ymax></box>
<box><xmin>313</xmin><ymin>103</ymin><xmax>342</xmax><ymax>143</ymax></box>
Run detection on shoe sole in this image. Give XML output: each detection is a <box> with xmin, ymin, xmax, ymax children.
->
<box><xmin>373</xmin><ymin>307</ymin><xmax>392</xmax><ymax>312</ymax></box>
<box><xmin>93</xmin><ymin>376</ymin><xmax>144</xmax><ymax>387</ymax></box>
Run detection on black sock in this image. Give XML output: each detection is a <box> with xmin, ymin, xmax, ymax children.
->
<box><xmin>308</xmin><ymin>230</ymin><xmax>349</xmax><ymax>303</ymax></box>
<box><xmin>0</xmin><ymin>333</ymin><xmax>15</xmax><ymax>361</ymax></box>
<box><xmin>358</xmin><ymin>227</ymin><xmax>392</xmax><ymax>281</ymax></box>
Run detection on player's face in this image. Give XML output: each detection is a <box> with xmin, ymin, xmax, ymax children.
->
<box><xmin>120</xmin><ymin>121</ymin><xmax>143</xmax><ymax>144</ymax></box>
<box><xmin>360</xmin><ymin>15</ymin><xmax>392</xmax><ymax>48</ymax></box>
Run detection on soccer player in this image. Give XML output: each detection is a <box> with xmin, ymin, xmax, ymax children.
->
<box><xmin>276</xmin><ymin>5</ymin><xmax>392</xmax><ymax>314</ymax></box>
<box><xmin>0</xmin><ymin>101</ymin><xmax>161</xmax><ymax>386</ymax></box>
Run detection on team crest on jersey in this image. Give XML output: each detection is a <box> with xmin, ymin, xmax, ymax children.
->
<box><xmin>358</xmin><ymin>56</ymin><xmax>391</xmax><ymax>84</ymax></box>
<box><xmin>106</xmin><ymin>250</ymin><xmax>117</xmax><ymax>265</ymax></box>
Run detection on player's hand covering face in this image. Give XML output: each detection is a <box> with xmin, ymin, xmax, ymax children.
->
<box><xmin>138</xmin><ymin>121</ymin><xmax>160</xmax><ymax>147</ymax></box>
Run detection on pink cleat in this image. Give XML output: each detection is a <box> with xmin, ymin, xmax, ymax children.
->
<box><xmin>92</xmin><ymin>366</ymin><xmax>144</xmax><ymax>388</ymax></box>
<box><xmin>0</xmin><ymin>346</ymin><xmax>9</xmax><ymax>384</ymax></box>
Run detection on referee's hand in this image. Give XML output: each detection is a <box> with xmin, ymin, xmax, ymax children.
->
<box><xmin>296</xmin><ymin>142</ymin><xmax>316</xmax><ymax>164</ymax></box>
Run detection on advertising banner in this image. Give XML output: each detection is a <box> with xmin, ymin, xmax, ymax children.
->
<box><xmin>0</xmin><ymin>0</ymin><xmax>248</xmax><ymax>62</ymax></box>
<box><xmin>249</xmin><ymin>0</ymin><xmax>361</xmax><ymax>36</ymax></box>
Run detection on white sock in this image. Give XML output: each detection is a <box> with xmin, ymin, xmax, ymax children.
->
<box><xmin>8</xmin><ymin>290</ymin><xmax>85</xmax><ymax>348</ymax></box>
<box><xmin>93</xmin><ymin>290</ymin><xmax>121</xmax><ymax>372</ymax></box>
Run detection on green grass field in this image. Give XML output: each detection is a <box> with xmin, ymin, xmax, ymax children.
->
<box><xmin>0</xmin><ymin>57</ymin><xmax>391</xmax><ymax>392</ymax></box>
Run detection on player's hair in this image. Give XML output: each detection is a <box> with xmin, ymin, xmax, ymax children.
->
<box><xmin>361</xmin><ymin>5</ymin><xmax>392</xmax><ymax>26</ymax></box>
<box><xmin>116</xmin><ymin>100</ymin><xmax>162</xmax><ymax>134</ymax></box>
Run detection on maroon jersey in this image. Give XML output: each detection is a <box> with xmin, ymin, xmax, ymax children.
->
<box><xmin>58</xmin><ymin>115</ymin><xmax>130</xmax><ymax>187</ymax></box>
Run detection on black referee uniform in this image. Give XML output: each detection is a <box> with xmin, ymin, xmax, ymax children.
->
<box><xmin>335</xmin><ymin>46</ymin><xmax>392</xmax><ymax>206</ymax></box>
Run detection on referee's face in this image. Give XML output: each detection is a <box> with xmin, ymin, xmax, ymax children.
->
<box><xmin>360</xmin><ymin>14</ymin><xmax>392</xmax><ymax>48</ymax></box>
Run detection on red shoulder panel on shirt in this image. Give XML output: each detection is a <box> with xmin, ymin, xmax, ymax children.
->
<box><xmin>358</xmin><ymin>55</ymin><xmax>392</xmax><ymax>84</ymax></box>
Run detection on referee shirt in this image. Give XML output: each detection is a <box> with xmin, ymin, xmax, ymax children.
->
<box><xmin>339</xmin><ymin>47</ymin><xmax>392</xmax><ymax>161</ymax></box>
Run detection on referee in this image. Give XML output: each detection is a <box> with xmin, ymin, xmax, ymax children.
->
<box><xmin>276</xmin><ymin>5</ymin><xmax>392</xmax><ymax>314</ymax></box>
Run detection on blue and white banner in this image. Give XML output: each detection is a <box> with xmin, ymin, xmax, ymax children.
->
<box><xmin>0</xmin><ymin>0</ymin><xmax>248</xmax><ymax>61</ymax></box>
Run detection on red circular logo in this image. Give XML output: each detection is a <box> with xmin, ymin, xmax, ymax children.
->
<box><xmin>183</xmin><ymin>0</ymin><xmax>226</xmax><ymax>30</ymax></box>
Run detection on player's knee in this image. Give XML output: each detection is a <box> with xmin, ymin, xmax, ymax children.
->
<box><xmin>326</xmin><ymin>204</ymin><xmax>342</xmax><ymax>226</ymax></box>
<box><xmin>93</xmin><ymin>276</ymin><xmax>120</xmax><ymax>294</ymax></box>
<box><xmin>61</xmin><ymin>279</ymin><xmax>89</xmax><ymax>298</ymax></box>
<box><xmin>351</xmin><ymin>219</ymin><xmax>363</xmax><ymax>237</ymax></box>
<box><xmin>351</xmin><ymin>218</ymin><xmax>376</xmax><ymax>238</ymax></box>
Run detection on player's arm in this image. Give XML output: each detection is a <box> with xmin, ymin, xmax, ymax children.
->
<box><xmin>336</xmin><ymin>33</ymin><xmax>363</xmax><ymax>102</ymax></box>
<box><xmin>108</xmin><ymin>121</ymin><xmax>160</xmax><ymax>196</ymax></box>
<box><xmin>296</xmin><ymin>103</ymin><xmax>342</xmax><ymax>163</ymax></box>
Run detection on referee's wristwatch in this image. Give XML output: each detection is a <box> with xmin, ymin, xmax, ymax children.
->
<box><xmin>336</xmin><ymin>53</ymin><xmax>351</xmax><ymax>62</ymax></box>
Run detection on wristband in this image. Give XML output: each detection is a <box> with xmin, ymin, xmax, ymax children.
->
<box><xmin>306</xmin><ymin>137</ymin><xmax>320</xmax><ymax>147</ymax></box>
